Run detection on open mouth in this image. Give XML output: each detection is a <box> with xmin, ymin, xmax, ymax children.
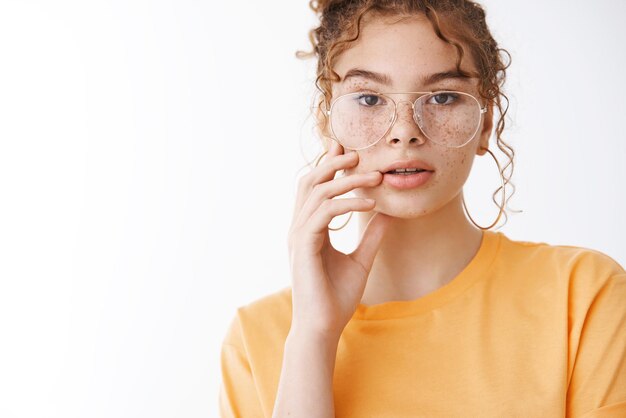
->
<box><xmin>385</xmin><ymin>168</ymin><xmax>431</xmax><ymax>175</ymax></box>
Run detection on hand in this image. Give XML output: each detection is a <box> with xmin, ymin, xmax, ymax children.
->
<box><xmin>287</xmin><ymin>140</ymin><xmax>391</xmax><ymax>341</ymax></box>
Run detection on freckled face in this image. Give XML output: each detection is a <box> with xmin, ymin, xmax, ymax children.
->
<box><xmin>330</xmin><ymin>14</ymin><xmax>493</xmax><ymax>218</ymax></box>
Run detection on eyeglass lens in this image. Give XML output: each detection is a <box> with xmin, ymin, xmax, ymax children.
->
<box><xmin>329</xmin><ymin>92</ymin><xmax>481</xmax><ymax>149</ymax></box>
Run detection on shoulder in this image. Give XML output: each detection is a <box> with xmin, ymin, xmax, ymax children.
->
<box><xmin>497</xmin><ymin>232</ymin><xmax>624</xmax><ymax>275</ymax></box>
<box><xmin>237</xmin><ymin>285</ymin><xmax>293</xmax><ymax>321</ymax></box>
<box><xmin>222</xmin><ymin>286</ymin><xmax>293</xmax><ymax>351</ymax></box>
<box><xmin>494</xmin><ymin>232</ymin><xmax>625</xmax><ymax>294</ymax></box>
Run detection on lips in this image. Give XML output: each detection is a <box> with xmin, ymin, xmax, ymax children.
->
<box><xmin>382</xmin><ymin>159</ymin><xmax>435</xmax><ymax>173</ymax></box>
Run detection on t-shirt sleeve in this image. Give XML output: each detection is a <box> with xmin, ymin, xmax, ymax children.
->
<box><xmin>567</xmin><ymin>271</ymin><xmax>626</xmax><ymax>418</ymax></box>
<box><xmin>219</xmin><ymin>313</ymin><xmax>265</xmax><ymax>418</ymax></box>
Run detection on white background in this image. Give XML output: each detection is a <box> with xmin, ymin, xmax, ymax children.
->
<box><xmin>0</xmin><ymin>0</ymin><xmax>624</xmax><ymax>417</ymax></box>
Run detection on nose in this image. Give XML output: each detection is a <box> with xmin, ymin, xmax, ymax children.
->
<box><xmin>385</xmin><ymin>99</ymin><xmax>427</xmax><ymax>147</ymax></box>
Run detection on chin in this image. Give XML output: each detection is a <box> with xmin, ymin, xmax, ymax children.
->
<box><xmin>370</xmin><ymin>199</ymin><xmax>431</xmax><ymax>219</ymax></box>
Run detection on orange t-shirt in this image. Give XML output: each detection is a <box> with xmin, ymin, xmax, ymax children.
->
<box><xmin>219</xmin><ymin>230</ymin><xmax>626</xmax><ymax>417</ymax></box>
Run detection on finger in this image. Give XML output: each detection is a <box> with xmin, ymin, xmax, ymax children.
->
<box><xmin>329</xmin><ymin>138</ymin><xmax>343</xmax><ymax>157</ymax></box>
<box><xmin>309</xmin><ymin>149</ymin><xmax>357</xmax><ymax>189</ymax></box>
<box><xmin>349</xmin><ymin>211</ymin><xmax>392</xmax><ymax>273</ymax></box>
<box><xmin>303</xmin><ymin>198</ymin><xmax>376</xmax><ymax>238</ymax></box>
<box><xmin>293</xmin><ymin>150</ymin><xmax>360</xmax><ymax>221</ymax></box>
<box><xmin>294</xmin><ymin>171</ymin><xmax>382</xmax><ymax>229</ymax></box>
<box><xmin>327</xmin><ymin>140</ymin><xmax>349</xmax><ymax>180</ymax></box>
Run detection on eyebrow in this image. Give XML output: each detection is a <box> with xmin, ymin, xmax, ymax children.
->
<box><xmin>340</xmin><ymin>68</ymin><xmax>474</xmax><ymax>86</ymax></box>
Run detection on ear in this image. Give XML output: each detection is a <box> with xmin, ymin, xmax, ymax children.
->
<box><xmin>476</xmin><ymin>104</ymin><xmax>494</xmax><ymax>156</ymax></box>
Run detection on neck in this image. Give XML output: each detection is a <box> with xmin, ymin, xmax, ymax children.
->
<box><xmin>357</xmin><ymin>192</ymin><xmax>483</xmax><ymax>306</ymax></box>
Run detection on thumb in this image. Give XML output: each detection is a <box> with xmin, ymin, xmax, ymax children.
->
<box><xmin>350</xmin><ymin>211</ymin><xmax>392</xmax><ymax>273</ymax></box>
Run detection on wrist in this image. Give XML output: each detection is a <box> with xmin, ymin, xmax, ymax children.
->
<box><xmin>286</xmin><ymin>327</ymin><xmax>341</xmax><ymax>353</ymax></box>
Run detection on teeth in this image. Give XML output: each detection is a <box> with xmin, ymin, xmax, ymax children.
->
<box><xmin>390</xmin><ymin>168</ymin><xmax>424</xmax><ymax>173</ymax></box>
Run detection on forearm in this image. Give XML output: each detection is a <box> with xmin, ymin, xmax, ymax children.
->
<box><xmin>272</xmin><ymin>329</ymin><xmax>340</xmax><ymax>418</ymax></box>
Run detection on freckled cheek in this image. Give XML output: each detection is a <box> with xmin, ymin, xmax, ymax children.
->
<box><xmin>426</xmin><ymin>107</ymin><xmax>477</xmax><ymax>145</ymax></box>
<box><xmin>455</xmin><ymin>156</ymin><xmax>475</xmax><ymax>183</ymax></box>
<box><xmin>437</xmin><ymin>150</ymin><xmax>473</xmax><ymax>183</ymax></box>
<box><xmin>334</xmin><ymin>117</ymin><xmax>385</xmax><ymax>150</ymax></box>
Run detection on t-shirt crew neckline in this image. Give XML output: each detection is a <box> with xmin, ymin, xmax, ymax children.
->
<box><xmin>352</xmin><ymin>229</ymin><xmax>502</xmax><ymax>320</ymax></box>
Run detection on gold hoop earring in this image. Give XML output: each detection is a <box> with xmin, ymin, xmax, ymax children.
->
<box><xmin>314</xmin><ymin>149</ymin><xmax>353</xmax><ymax>231</ymax></box>
<box><xmin>462</xmin><ymin>147</ymin><xmax>506</xmax><ymax>230</ymax></box>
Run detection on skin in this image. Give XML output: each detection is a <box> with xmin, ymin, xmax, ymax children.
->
<box><xmin>331</xmin><ymin>14</ymin><xmax>495</xmax><ymax>305</ymax></box>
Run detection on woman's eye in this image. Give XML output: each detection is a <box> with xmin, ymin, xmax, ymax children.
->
<box><xmin>428</xmin><ymin>92</ymin><xmax>458</xmax><ymax>105</ymax></box>
<box><xmin>356</xmin><ymin>94</ymin><xmax>384</xmax><ymax>106</ymax></box>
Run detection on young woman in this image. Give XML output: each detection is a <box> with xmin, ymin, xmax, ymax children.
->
<box><xmin>220</xmin><ymin>1</ymin><xmax>626</xmax><ymax>417</ymax></box>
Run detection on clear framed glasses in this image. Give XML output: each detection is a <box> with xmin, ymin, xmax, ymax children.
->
<box><xmin>326</xmin><ymin>90</ymin><xmax>487</xmax><ymax>151</ymax></box>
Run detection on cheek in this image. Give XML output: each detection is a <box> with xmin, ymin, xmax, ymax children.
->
<box><xmin>437</xmin><ymin>149</ymin><xmax>474</xmax><ymax>186</ymax></box>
